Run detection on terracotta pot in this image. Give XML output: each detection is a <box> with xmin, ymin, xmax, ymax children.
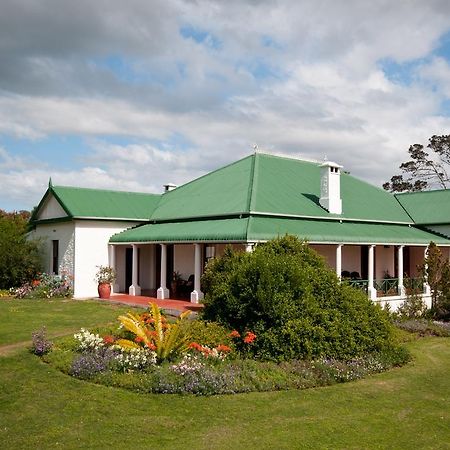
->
<box><xmin>98</xmin><ymin>282</ymin><xmax>111</xmax><ymax>299</ymax></box>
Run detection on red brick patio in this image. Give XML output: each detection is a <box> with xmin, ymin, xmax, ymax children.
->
<box><xmin>105</xmin><ymin>293</ymin><xmax>204</xmax><ymax>313</ymax></box>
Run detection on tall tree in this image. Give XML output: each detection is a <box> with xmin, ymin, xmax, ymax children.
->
<box><xmin>421</xmin><ymin>242</ymin><xmax>450</xmax><ymax>320</ymax></box>
<box><xmin>383</xmin><ymin>135</ymin><xmax>450</xmax><ymax>192</ymax></box>
<box><xmin>0</xmin><ymin>209</ymin><xmax>42</xmax><ymax>289</ymax></box>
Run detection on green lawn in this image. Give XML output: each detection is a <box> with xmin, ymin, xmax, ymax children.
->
<box><xmin>0</xmin><ymin>298</ymin><xmax>134</xmax><ymax>345</ymax></box>
<box><xmin>0</xmin><ymin>299</ymin><xmax>449</xmax><ymax>449</ymax></box>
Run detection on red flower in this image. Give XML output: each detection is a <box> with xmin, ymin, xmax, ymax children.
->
<box><xmin>243</xmin><ymin>331</ymin><xmax>256</xmax><ymax>344</ymax></box>
<box><xmin>31</xmin><ymin>279</ymin><xmax>40</xmax><ymax>287</ymax></box>
<box><xmin>134</xmin><ymin>336</ymin><xmax>144</xmax><ymax>343</ymax></box>
<box><xmin>229</xmin><ymin>330</ymin><xmax>240</xmax><ymax>338</ymax></box>
<box><xmin>216</xmin><ymin>345</ymin><xmax>232</xmax><ymax>353</ymax></box>
<box><xmin>189</xmin><ymin>342</ymin><xmax>204</xmax><ymax>352</ymax></box>
<box><xmin>103</xmin><ymin>335</ymin><xmax>115</xmax><ymax>345</ymax></box>
<box><xmin>146</xmin><ymin>342</ymin><xmax>156</xmax><ymax>351</ymax></box>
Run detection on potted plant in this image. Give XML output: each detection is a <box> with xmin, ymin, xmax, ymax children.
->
<box><xmin>95</xmin><ymin>266</ymin><xmax>116</xmax><ymax>299</ymax></box>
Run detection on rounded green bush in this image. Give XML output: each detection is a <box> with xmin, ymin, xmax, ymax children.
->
<box><xmin>201</xmin><ymin>235</ymin><xmax>396</xmax><ymax>361</ymax></box>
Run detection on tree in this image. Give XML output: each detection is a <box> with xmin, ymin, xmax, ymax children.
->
<box><xmin>383</xmin><ymin>135</ymin><xmax>450</xmax><ymax>192</ymax></box>
<box><xmin>422</xmin><ymin>242</ymin><xmax>450</xmax><ymax>320</ymax></box>
<box><xmin>201</xmin><ymin>236</ymin><xmax>395</xmax><ymax>361</ymax></box>
<box><xmin>0</xmin><ymin>209</ymin><xmax>42</xmax><ymax>289</ymax></box>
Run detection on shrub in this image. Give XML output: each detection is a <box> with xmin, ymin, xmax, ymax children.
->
<box><xmin>70</xmin><ymin>329</ymin><xmax>158</xmax><ymax>378</ymax></box>
<box><xmin>395</xmin><ymin>293</ymin><xmax>427</xmax><ymax>320</ymax></box>
<box><xmin>31</xmin><ymin>327</ymin><xmax>53</xmax><ymax>355</ymax></box>
<box><xmin>421</xmin><ymin>242</ymin><xmax>450</xmax><ymax>320</ymax></box>
<box><xmin>117</xmin><ymin>303</ymin><xmax>192</xmax><ymax>362</ymax></box>
<box><xmin>183</xmin><ymin>320</ymin><xmax>234</xmax><ymax>349</ymax></box>
<box><xmin>50</xmin><ymin>333</ymin><xmax>410</xmax><ymax>395</ymax></box>
<box><xmin>70</xmin><ymin>348</ymin><xmax>116</xmax><ymax>378</ymax></box>
<box><xmin>202</xmin><ymin>235</ymin><xmax>397</xmax><ymax>361</ymax></box>
<box><xmin>0</xmin><ymin>289</ymin><xmax>11</xmax><ymax>298</ymax></box>
<box><xmin>0</xmin><ymin>210</ymin><xmax>42</xmax><ymax>289</ymax></box>
<box><xmin>12</xmin><ymin>271</ymin><xmax>73</xmax><ymax>299</ymax></box>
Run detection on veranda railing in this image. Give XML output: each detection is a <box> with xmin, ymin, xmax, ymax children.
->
<box><xmin>346</xmin><ymin>278</ymin><xmax>423</xmax><ymax>297</ymax></box>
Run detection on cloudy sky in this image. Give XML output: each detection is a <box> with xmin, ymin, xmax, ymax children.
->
<box><xmin>1</xmin><ymin>0</ymin><xmax>450</xmax><ymax>211</ymax></box>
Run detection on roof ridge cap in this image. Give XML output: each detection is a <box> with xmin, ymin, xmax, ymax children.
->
<box><xmin>395</xmin><ymin>188</ymin><xmax>450</xmax><ymax>196</ymax></box>
<box><xmin>162</xmin><ymin>153</ymin><xmax>255</xmax><ymax>196</ymax></box>
<box><xmin>246</xmin><ymin>153</ymin><xmax>258</xmax><ymax>211</ymax></box>
<box><xmin>257</xmin><ymin>152</ymin><xmax>321</xmax><ymax>165</ymax></box>
<box><xmin>52</xmin><ymin>185</ymin><xmax>159</xmax><ymax>196</ymax></box>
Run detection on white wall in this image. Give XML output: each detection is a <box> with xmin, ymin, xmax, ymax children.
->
<box><xmin>341</xmin><ymin>245</ymin><xmax>361</xmax><ymax>274</ymax></box>
<box><xmin>310</xmin><ymin>244</ymin><xmax>335</xmax><ymax>267</ymax></box>
<box><xmin>375</xmin><ymin>246</ymin><xmax>395</xmax><ymax>279</ymax></box>
<box><xmin>30</xmin><ymin>222</ymin><xmax>75</xmax><ymax>277</ymax></box>
<box><xmin>73</xmin><ymin>220</ymin><xmax>138</xmax><ymax>298</ymax></box>
<box><xmin>139</xmin><ymin>244</ymin><xmax>156</xmax><ymax>290</ymax></box>
<box><xmin>174</xmin><ymin>244</ymin><xmax>195</xmax><ymax>280</ymax></box>
<box><xmin>37</xmin><ymin>194</ymin><xmax>67</xmax><ymax>220</ymax></box>
<box><xmin>409</xmin><ymin>246</ymin><xmax>425</xmax><ymax>277</ymax></box>
<box><xmin>214</xmin><ymin>243</ymin><xmax>246</xmax><ymax>257</ymax></box>
<box><xmin>375</xmin><ymin>294</ymin><xmax>432</xmax><ymax>312</ymax></box>
<box><xmin>114</xmin><ymin>245</ymin><xmax>127</xmax><ymax>292</ymax></box>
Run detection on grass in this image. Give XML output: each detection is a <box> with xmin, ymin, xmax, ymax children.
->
<box><xmin>0</xmin><ymin>298</ymin><xmax>134</xmax><ymax>345</ymax></box>
<box><xmin>0</xmin><ymin>299</ymin><xmax>449</xmax><ymax>449</ymax></box>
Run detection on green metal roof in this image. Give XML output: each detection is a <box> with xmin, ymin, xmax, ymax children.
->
<box><xmin>110</xmin><ymin>218</ymin><xmax>249</xmax><ymax>243</ymax></box>
<box><xmin>150</xmin><ymin>156</ymin><xmax>254</xmax><ymax>221</ymax></box>
<box><xmin>250</xmin><ymin>154</ymin><xmax>412</xmax><ymax>223</ymax></box>
<box><xmin>247</xmin><ymin>216</ymin><xmax>450</xmax><ymax>245</ymax></box>
<box><xmin>110</xmin><ymin>215</ymin><xmax>450</xmax><ymax>245</ymax></box>
<box><xmin>395</xmin><ymin>189</ymin><xmax>450</xmax><ymax>225</ymax></box>
<box><xmin>150</xmin><ymin>153</ymin><xmax>413</xmax><ymax>223</ymax></box>
<box><xmin>32</xmin><ymin>185</ymin><xmax>161</xmax><ymax>222</ymax></box>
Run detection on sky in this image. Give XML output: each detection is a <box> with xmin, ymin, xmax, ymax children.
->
<box><xmin>1</xmin><ymin>0</ymin><xmax>450</xmax><ymax>211</ymax></box>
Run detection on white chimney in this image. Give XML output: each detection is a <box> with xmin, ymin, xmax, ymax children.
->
<box><xmin>163</xmin><ymin>183</ymin><xmax>177</xmax><ymax>193</ymax></box>
<box><xmin>319</xmin><ymin>161</ymin><xmax>342</xmax><ymax>214</ymax></box>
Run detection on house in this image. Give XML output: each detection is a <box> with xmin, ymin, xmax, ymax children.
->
<box><xmin>30</xmin><ymin>152</ymin><xmax>450</xmax><ymax>309</ymax></box>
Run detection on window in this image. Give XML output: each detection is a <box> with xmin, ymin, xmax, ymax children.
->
<box><xmin>52</xmin><ymin>240</ymin><xmax>59</xmax><ymax>274</ymax></box>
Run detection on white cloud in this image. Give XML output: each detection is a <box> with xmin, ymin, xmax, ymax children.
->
<box><xmin>419</xmin><ymin>57</ymin><xmax>450</xmax><ymax>98</ymax></box>
<box><xmin>1</xmin><ymin>0</ymin><xmax>450</xmax><ymax>209</ymax></box>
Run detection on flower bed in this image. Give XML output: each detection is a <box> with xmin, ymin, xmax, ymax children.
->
<box><xmin>34</xmin><ymin>304</ymin><xmax>411</xmax><ymax>396</ymax></box>
<box><xmin>11</xmin><ymin>271</ymin><xmax>73</xmax><ymax>299</ymax></box>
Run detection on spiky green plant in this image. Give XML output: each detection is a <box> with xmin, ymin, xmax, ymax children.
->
<box><xmin>117</xmin><ymin>303</ymin><xmax>192</xmax><ymax>362</ymax></box>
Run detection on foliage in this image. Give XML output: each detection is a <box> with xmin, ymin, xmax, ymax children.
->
<box><xmin>70</xmin><ymin>348</ymin><xmax>116</xmax><ymax>378</ymax></box>
<box><xmin>383</xmin><ymin>134</ymin><xmax>450</xmax><ymax>192</ymax></box>
<box><xmin>182</xmin><ymin>320</ymin><xmax>235</xmax><ymax>349</ymax></box>
<box><xmin>94</xmin><ymin>265</ymin><xmax>116</xmax><ymax>284</ymax></box>
<box><xmin>30</xmin><ymin>327</ymin><xmax>53</xmax><ymax>355</ymax></box>
<box><xmin>48</xmin><ymin>336</ymin><xmax>411</xmax><ymax>395</ymax></box>
<box><xmin>394</xmin><ymin>319</ymin><xmax>450</xmax><ymax>337</ymax></box>
<box><xmin>395</xmin><ymin>293</ymin><xmax>427</xmax><ymax>320</ymax></box>
<box><xmin>0</xmin><ymin>209</ymin><xmax>43</xmax><ymax>289</ymax></box>
<box><xmin>71</xmin><ymin>328</ymin><xmax>157</xmax><ymax>377</ymax></box>
<box><xmin>11</xmin><ymin>271</ymin><xmax>73</xmax><ymax>299</ymax></box>
<box><xmin>117</xmin><ymin>303</ymin><xmax>192</xmax><ymax>362</ymax></box>
<box><xmin>1</xmin><ymin>297</ymin><xmax>448</xmax><ymax>450</ymax></box>
<box><xmin>201</xmin><ymin>235</ymin><xmax>396</xmax><ymax>361</ymax></box>
<box><xmin>421</xmin><ymin>242</ymin><xmax>450</xmax><ymax>320</ymax></box>
<box><xmin>70</xmin><ymin>346</ymin><xmax>157</xmax><ymax>378</ymax></box>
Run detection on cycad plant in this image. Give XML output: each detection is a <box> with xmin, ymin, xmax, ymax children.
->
<box><xmin>117</xmin><ymin>303</ymin><xmax>192</xmax><ymax>363</ymax></box>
